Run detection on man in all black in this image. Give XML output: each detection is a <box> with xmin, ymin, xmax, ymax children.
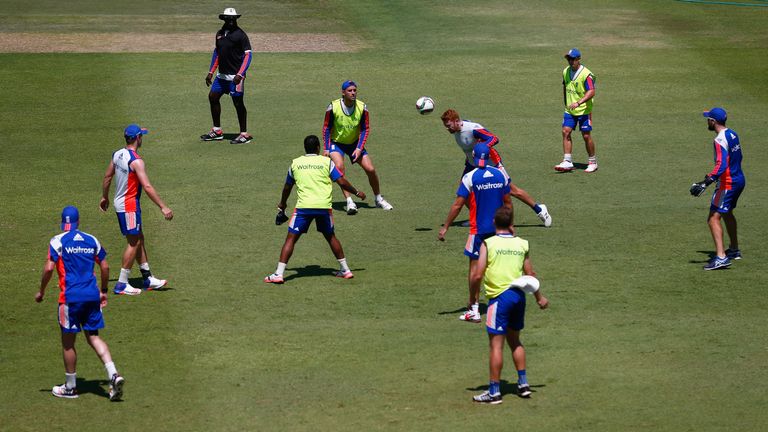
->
<box><xmin>201</xmin><ymin>7</ymin><xmax>254</xmax><ymax>144</ymax></box>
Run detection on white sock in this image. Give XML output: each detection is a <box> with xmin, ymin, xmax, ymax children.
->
<box><xmin>564</xmin><ymin>153</ymin><xmax>573</xmax><ymax>163</ymax></box>
<box><xmin>588</xmin><ymin>156</ymin><xmax>597</xmax><ymax>164</ymax></box>
<box><xmin>105</xmin><ymin>361</ymin><xmax>118</xmax><ymax>379</ymax></box>
<box><xmin>276</xmin><ymin>262</ymin><xmax>287</xmax><ymax>276</ymax></box>
<box><xmin>346</xmin><ymin>196</ymin><xmax>355</xmax><ymax>204</ymax></box>
<box><xmin>65</xmin><ymin>372</ymin><xmax>77</xmax><ymax>389</ymax></box>
<box><xmin>338</xmin><ymin>258</ymin><xmax>350</xmax><ymax>272</ymax></box>
<box><xmin>471</xmin><ymin>303</ymin><xmax>479</xmax><ymax>314</ymax></box>
<box><xmin>375</xmin><ymin>194</ymin><xmax>383</xmax><ymax>202</ymax></box>
<box><xmin>139</xmin><ymin>262</ymin><xmax>150</xmax><ymax>271</ymax></box>
<box><xmin>213</xmin><ymin>126</ymin><xmax>222</xmax><ymax>132</ymax></box>
<box><xmin>119</xmin><ymin>268</ymin><xmax>130</xmax><ymax>284</ymax></box>
<box><xmin>240</xmin><ymin>131</ymin><xmax>248</xmax><ymax>136</ymax></box>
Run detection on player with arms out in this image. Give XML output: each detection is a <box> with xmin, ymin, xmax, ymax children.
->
<box><xmin>690</xmin><ymin>107</ymin><xmax>746</xmax><ymax>270</ymax></box>
<box><xmin>265</xmin><ymin>135</ymin><xmax>366</xmax><ymax>283</ymax></box>
<box><xmin>100</xmin><ymin>124</ymin><xmax>173</xmax><ymax>295</ymax></box>
<box><xmin>322</xmin><ymin>80</ymin><xmax>393</xmax><ymax>214</ymax></box>
<box><xmin>36</xmin><ymin>206</ymin><xmax>125</xmax><ymax>401</ymax></box>
<box><xmin>439</xmin><ymin>143</ymin><xmax>512</xmax><ymax>323</ymax></box>
<box><xmin>471</xmin><ymin>207</ymin><xmax>549</xmax><ymax>404</ymax></box>
<box><xmin>441</xmin><ymin>109</ymin><xmax>552</xmax><ymax>227</ymax></box>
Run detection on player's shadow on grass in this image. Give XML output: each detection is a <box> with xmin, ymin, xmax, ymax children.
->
<box><xmin>467</xmin><ymin>379</ymin><xmax>545</xmax><ymax>397</ymax></box>
<box><xmin>284</xmin><ymin>265</ymin><xmax>363</xmax><ymax>282</ymax></box>
<box><xmin>39</xmin><ymin>378</ymin><xmax>117</xmax><ymax>401</ymax></box>
<box><xmin>691</xmin><ymin>250</ymin><xmax>730</xmax><ymax>266</ymax></box>
<box><xmin>331</xmin><ymin>201</ymin><xmax>375</xmax><ymax>212</ymax></box>
<box><xmin>438</xmin><ymin>303</ymin><xmax>488</xmax><ymax>316</ymax></box>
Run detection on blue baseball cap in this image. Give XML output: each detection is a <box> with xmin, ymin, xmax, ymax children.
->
<box><xmin>703</xmin><ymin>107</ymin><xmax>727</xmax><ymax>124</ymax></box>
<box><xmin>341</xmin><ymin>80</ymin><xmax>357</xmax><ymax>91</ymax></box>
<box><xmin>565</xmin><ymin>48</ymin><xmax>581</xmax><ymax>59</ymax></box>
<box><xmin>61</xmin><ymin>206</ymin><xmax>79</xmax><ymax>231</ymax></box>
<box><xmin>473</xmin><ymin>143</ymin><xmax>491</xmax><ymax>168</ymax></box>
<box><xmin>124</xmin><ymin>124</ymin><xmax>149</xmax><ymax>139</ymax></box>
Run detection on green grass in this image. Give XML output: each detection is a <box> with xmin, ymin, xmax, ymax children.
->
<box><xmin>1</xmin><ymin>1</ymin><xmax>768</xmax><ymax>430</ymax></box>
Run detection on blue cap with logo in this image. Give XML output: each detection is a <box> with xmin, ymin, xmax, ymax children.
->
<box><xmin>341</xmin><ymin>80</ymin><xmax>357</xmax><ymax>91</ymax></box>
<box><xmin>565</xmin><ymin>48</ymin><xmax>581</xmax><ymax>59</ymax></box>
<box><xmin>61</xmin><ymin>206</ymin><xmax>79</xmax><ymax>231</ymax></box>
<box><xmin>703</xmin><ymin>107</ymin><xmax>727</xmax><ymax>124</ymax></box>
<box><xmin>124</xmin><ymin>124</ymin><xmax>149</xmax><ymax>139</ymax></box>
<box><xmin>473</xmin><ymin>143</ymin><xmax>491</xmax><ymax>168</ymax></box>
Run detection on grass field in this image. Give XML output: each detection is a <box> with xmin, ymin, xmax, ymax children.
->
<box><xmin>1</xmin><ymin>1</ymin><xmax>768</xmax><ymax>431</ymax></box>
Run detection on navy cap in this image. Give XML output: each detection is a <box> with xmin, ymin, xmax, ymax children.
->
<box><xmin>703</xmin><ymin>107</ymin><xmax>727</xmax><ymax>124</ymax></box>
<box><xmin>61</xmin><ymin>206</ymin><xmax>79</xmax><ymax>231</ymax></box>
<box><xmin>341</xmin><ymin>80</ymin><xmax>357</xmax><ymax>90</ymax></box>
<box><xmin>565</xmin><ymin>48</ymin><xmax>581</xmax><ymax>59</ymax></box>
<box><xmin>124</xmin><ymin>124</ymin><xmax>149</xmax><ymax>138</ymax></box>
<box><xmin>473</xmin><ymin>143</ymin><xmax>491</xmax><ymax>168</ymax></box>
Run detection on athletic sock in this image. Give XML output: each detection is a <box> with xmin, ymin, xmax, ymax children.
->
<box><xmin>375</xmin><ymin>194</ymin><xmax>383</xmax><ymax>202</ymax></box>
<box><xmin>346</xmin><ymin>196</ymin><xmax>355</xmax><ymax>205</ymax></box>
<box><xmin>276</xmin><ymin>262</ymin><xmax>287</xmax><ymax>276</ymax></box>
<box><xmin>532</xmin><ymin>204</ymin><xmax>542</xmax><ymax>213</ymax></box>
<box><xmin>65</xmin><ymin>373</ymin><xmax>77</xmax><ymax>390</ymax></box>
<box><xmin>564</xmin><ymin>153</ymin><xmax>572</xmax><ymax>163</ymax></box>
<box><xmin>471</xmin><ymin>303</ymin><xmax>479</xmax><ymax>314</ymax></box>
<box><xmin>213</xmin><ymin>126</ymin><xmax>222</xmax><ymax>132</ymax></box>
<box><xmin>139</xmin><ymin>262</ymin><xmax>152</xmax><ymax>280</ymax></box>
<box><xmin>338</xmin><ymin>258</ymin><xmax>350</xmax><ymax>273</ymax></box>
<box><xmin>588</xmin><ymin>156</ymin><xmax>597</xmax><ymax>164</ymax></box>
<box><xmin>119</xmin><ymin>268</ymin><xmax>130</xmax><ymax>284</ymax></box>
<box><xmin>489</xmin><ymin>381</ymin><xmax>500</xmax><ymax>396</ymax></box>
<box><xmin>105</xmin><ymin>362</ymin><xmax>118</xmax><ymax>379</ymax></box>
<box><xmin>517</xmin><ymin>369</ymin><xmax>528</xmax><ymax>386</ymax></box>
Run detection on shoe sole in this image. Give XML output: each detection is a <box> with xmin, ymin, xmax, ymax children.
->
<box><xmin>554</xmin><ymin>167</ymin><xmax>573</xmax><ymax>172</ymax></box>
<box><xmin>346</xmin><ymin>209</ymin><xmax>358</xmax><ymax>215</ymax></box>
<box><xmin>518</xmin><ymin>390</ymin><xmax>532</xmax><ymax>398</ymax></box>
<box><xmin>52</xmin><ymin>389</ymin><xmax>78</xmax><ymax>399</ymax></box>
<box><xmin>109</xmin><ymin>377</ymin><xmax>124</xmax><ymax>401</ymax></box>
<box><xmin>473</xmin><ymin>398</ymin><xmax>503</xmax><ymax>404</ymax></box>
<box><xmin>264</xmin><ymin>278</ymin><xmax>285</xmax><ymax>284</ymax></box>
<box><xmin>114</xmin><ymin>290</ymin><xmax>142</xmax><ymax>296</ymax></box>
<box><xmin>459</xmin><ymin>316</ymin><xmax>481</xmax><ymax>323</ymax></box>
<box><xmin>335</xmin><ymin>273</ymin><xmax>354</xmax><ymax>279</ymax></box>
<box><xmin>585</xmin><ymin>168</ymin><xmax>598</xmax><ymax>173</ymax></box>
<box><xmin>201</xmin><ymin>136</ymin><xmax>224</xmax><ymax>141</ymax></box>
<box><xmin>703</xmin><ymin>264</ymin><xmax>731</xmax><ymax>270</ymax></box>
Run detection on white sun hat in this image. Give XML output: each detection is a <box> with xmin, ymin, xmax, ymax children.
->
<box><xmin>509</xmin><ymin>275</ymin><xmax>540</xmax><ymax>294</ymax></box>
<box><xmin>219</xmin><ymin>7</ymin><xmax>241</xmax><ymax>20</ymax></box>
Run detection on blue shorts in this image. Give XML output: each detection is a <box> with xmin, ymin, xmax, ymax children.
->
<box><xmin>59</xmin><ymin>302</ymin><xmax>104</xmax><ymax>334</ymax></box>
<box><xmin>464</xmin><ymin>232</ymin><xmax>494</xmax><ymax>259</ymax></box>
<box><xmin>211</xmin><ymin>76</ymin><xmax>245</xmax><ymax>97</ymax></box>
<box><xmin>486</xmin><ymin>288</ymin><xmax>526</xmax><ymax>334</ymax></box>
<box><xmin>329</xmin><ymin>142</ymin><xmax>368</xmax><ymax>164</ymax></box>
<box><xmin>710</xmin><ymin>185</ymin><xmax>745</xmax><ymax>213</ymax></box>
<box><xmin>288</xmin><ymin>209</ymin><xmax>335</xmax><ymax>235</ymax></box>
<box><xmin>117</xmin><ymin>211</ymin><xmax>142</xmax><ymax>236</ymax></box>
<box><xmin>563</xmin><ymin>112</ymin><xmax>593</xmax><ymax>132</ymax></box>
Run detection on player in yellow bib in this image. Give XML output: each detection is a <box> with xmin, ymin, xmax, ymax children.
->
<box><xmin>264</xmin><ymin>135</ymin><xmax>366</xmax><ymax>283</ymax></box>
<box><xmin>470</xmin><ymin>207</ymin><xmax>549</xmax><ymax>404</ymax></box>
<box><xmin>322</xmin><ymin>80</ymin><xmax>393</xmax><ymax>214</ymax></box>
<box><xmin>555</xmin><ymin>48</ymin><xmax>598</xmax><ymax>173</ymax></box>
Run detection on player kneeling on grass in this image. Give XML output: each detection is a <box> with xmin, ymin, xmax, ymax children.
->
<box><xmin>265</xmin><ymin>135</ymin><xmax>366</xmax><ymax>283</ymax></box>
<box><xmin>470</xmin><ymin>207</ymin><xmax>548</xmax><ymax>404</ymax></box>
<box><xmin>36</xmin><ymin>206</ymin><xmax>125</xmax><ymax>401</ymax></box>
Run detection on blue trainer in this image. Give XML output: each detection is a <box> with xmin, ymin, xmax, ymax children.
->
<box><xmin>113</xmin><ymin>282</ymin><xmax>142</xmax><ymax>295</ymax></box>
<box><xmin>725</xmin><ymin>248</ymin><xmax>742</xmax><ymax>260</ymax></box>
<box><xmin>703</xmin><ymin>256</ymin><xmax>731</xmax><ymax>271</ymax></box>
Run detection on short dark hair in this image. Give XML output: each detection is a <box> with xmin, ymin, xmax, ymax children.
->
<box><xmin>494</xmin><ymin>207</ymin><xmax>514</xmax><ymax>229</ymax></box>
<box><xmin>124</xmin><ymin>136</ymin><xmax>138</xmax><ymax>144</ymax></box>
<box><xmin>304</xmin><ymin>135</ymin><xmax>321</xmax><ymax>153</ymax></box>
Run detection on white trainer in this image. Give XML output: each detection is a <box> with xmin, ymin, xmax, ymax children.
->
<box><xmin>554</xmin><ymin>160</ymin><xmax>574</xmax><ymax>172</ymax></box>
<box><xmin>144</xmin><ymin>276</ymin><xmax>167</xmax><ymax>290</ymax></box>
<box><xmin>113</xmin><ymin>282</ymin><xmax>142</xmax><ymax>296</ymax></box>
<box><xmin>51</xmin><ymin>384</ymin><xmax>78</xmax><ymax>399</ymax></box>
<box><xmin>537</xmin><ymin>204</ymin><xmax>552</xmax><ymax>228</ymax></box>
<box><xmin>109</xmin><ymin>374</ymin><xmax>124</xmax><ymax>401</ymax></box>
<box><xmin>345</xmin><ymin>201</ymin><xmax>358</xmax><ymax>215</ymax></box>
<box><xmin>585</xmin><ymin>162</ymin><xmax>598</xmax><ymax>173</ymax></box>
<box><xmin>459</xmin><ymin>310</ymin><xmax>481</xmax><ymax>323</ymax></box>
<box><xmin>376</xmin><ymin>197</ymin><xmax>393</xmax><ymax>210</ymax></box>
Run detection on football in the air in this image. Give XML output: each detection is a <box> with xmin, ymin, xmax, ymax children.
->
<box><xmin>416</xmin><ymin>96</ymin><xmax>435</xmax><ymax>115</ymax></box>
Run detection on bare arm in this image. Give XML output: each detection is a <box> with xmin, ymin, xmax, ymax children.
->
<box><xmin>35</xmin><ymin>259</ymin><xmax>56</xmax><ymax>302</ymax></box>
<box><xmin>335</xmin><ymin>176</ymin><xmax>366</xmax><ymax>200</ymax></box>
<box><xmin>438</xmin><ymin>196</ymin><xmax>466</xmax><ymax>241</ymax></box>
<box><xmin>278</xmin><ymin>183</ymin><xmax>294</xmax><ymax>210</ymax></box>
<box><xmin>98</xmin><ymin>258</ymin><xmax>109</xmax><ymax>307</ymax></box>
<box><xmin>99</xmin><ymin>161</ymin><xmax>116</xmax><ymax>212</ymax></box>
<box><xmin>131</xmin><ymin>159</ymin><xmax>173</xmax><ymax>220</ymax></box>
<box><xmin>523</xmin><ymin>254</ymin><xmax>548</xmax><ymax>309</ymax></box>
